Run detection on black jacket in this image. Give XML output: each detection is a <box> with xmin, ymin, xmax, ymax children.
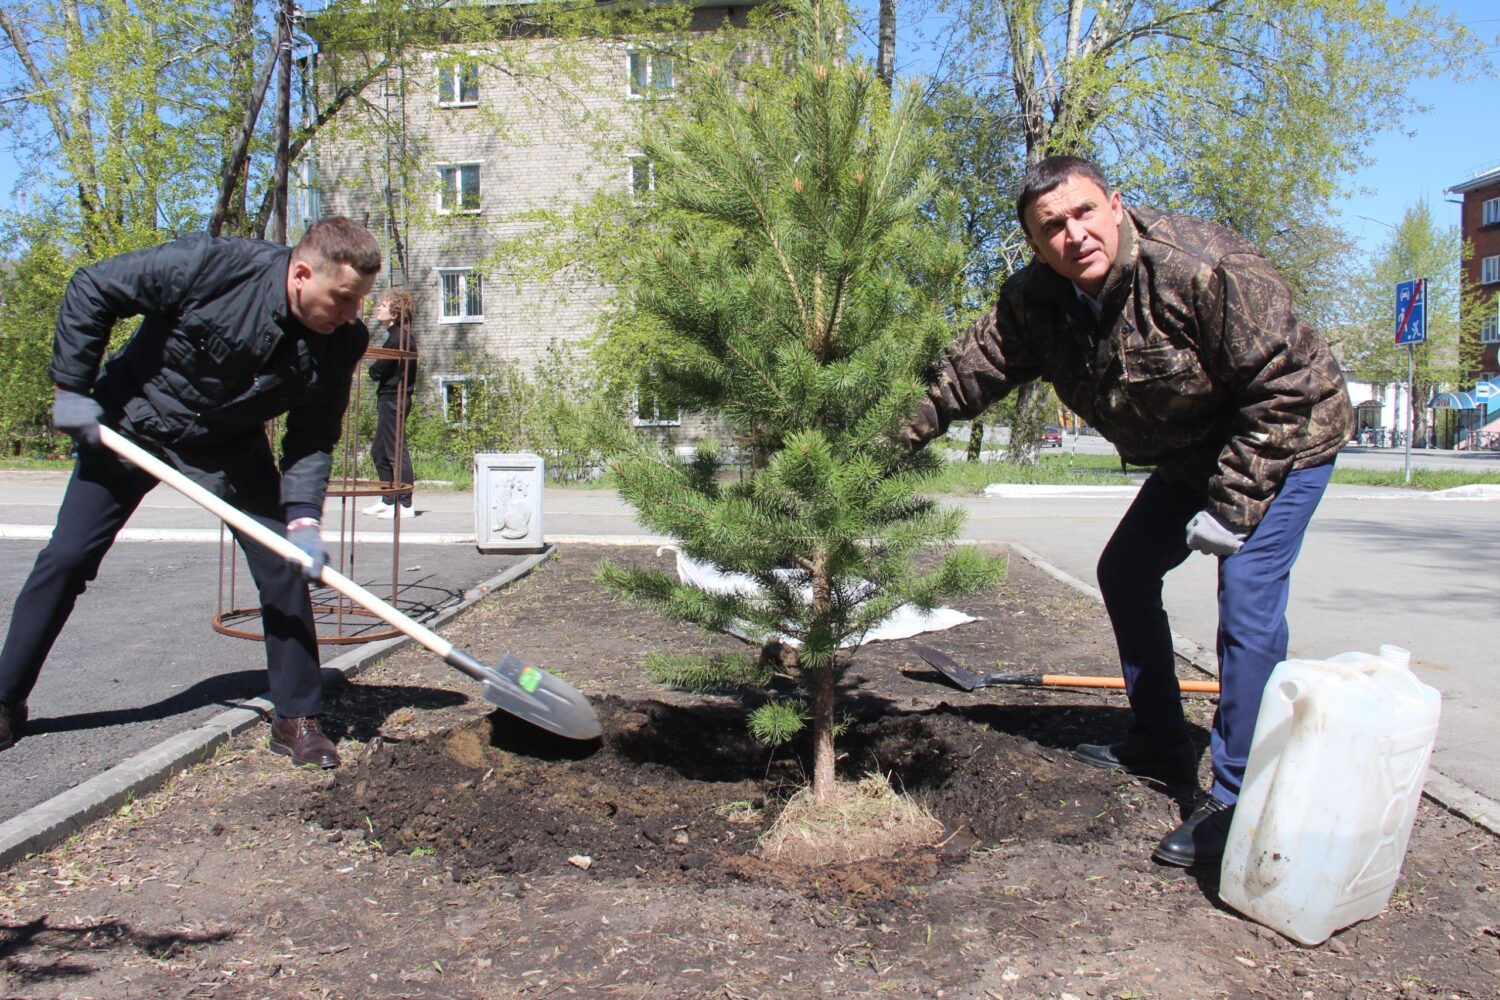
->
<box><xmin>368</xmin><ymin>321</ymin><xmax>417</xmax><ymax>398</ymax></box>
<box><xmin>50</xmin><ymin>232</ymin><xmax>369</xmax><ymax>516</ymax></box>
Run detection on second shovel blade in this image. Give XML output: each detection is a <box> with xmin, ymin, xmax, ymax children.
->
<box><xmin>912</xmin><ymin>644</ymin><xmax>984</xmax><ymax>692</ymax></box>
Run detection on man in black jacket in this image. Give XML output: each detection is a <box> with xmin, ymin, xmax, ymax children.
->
<box><xmin>0</xmin><ymin>217</ymin><xmax>380</xmax><ymax>769</ymax></box>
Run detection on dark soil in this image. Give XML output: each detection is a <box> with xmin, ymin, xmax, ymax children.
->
<box><xmin>1</xmin><ymin>543</ymin><xmax>1496</xmax><ymax>999</ymax></box>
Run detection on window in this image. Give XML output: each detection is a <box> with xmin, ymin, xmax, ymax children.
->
<box><xmin>633</xmin><ymin>380</ymin><xmax>680</xmax><ymax>427</ymax></box>
<box><xmin>1482</xmin><ymin>313</ymin><xmax>1500</xmax><ymax>344</ymax></box>
<box><xmin>436</xmin><ymin>375</ymin><xmax>486</xmax><ymax>424</ymax></box>
<box><xmin>1484</xmin><ymin>197</ymin><xmax>1500</xmax><ymax>226</ymax></box>
<box><xmin>437</xmin><ymin>269</ymin><xmax>483</xmax><ymax>322</ymax></box>
<box><xmin>628</xmin><ymin>155</ymin><xmax>654</xmax><ymax>202</ymax></box>
<box><xmin>437</xmin><ymin>61</ymin><xmax>479</xmax><ymax>106</ymax></box>
<box><xmin>628</xmin><ymin>50</ymin><xmax>674</xmax><ymax>98</ymax></box>
<box><xmin>437</xmin><ymin>163</ymin><xmax>480</xmax><ymax>213</ymax></box>
<box><xmin>1483</xmin><ymin>255</ymin><xmax>1500</xmax><ymax>285</ymax></box>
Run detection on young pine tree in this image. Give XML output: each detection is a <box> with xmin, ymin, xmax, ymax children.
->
<box><xmin>598</xmin><ymin>0</ymin><xmax>1003</xmax><ymax>802</ymax></box>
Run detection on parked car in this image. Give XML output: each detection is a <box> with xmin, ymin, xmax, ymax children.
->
<box><xmin>1042</xmin><ymin>425</ymin><xmax>1063</xmax><ymax>448</ymax></box>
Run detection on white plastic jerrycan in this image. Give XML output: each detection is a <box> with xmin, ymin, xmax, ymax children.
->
<box><xmin>1218</xmin><ymin>645</ymin><xmax>1440</xmax><ymax>946</ymax></box>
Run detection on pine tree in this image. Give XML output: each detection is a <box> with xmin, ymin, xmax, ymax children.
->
<box><xmin>598</xmin><ymin>0</ymin><xmax>1004</xmax><ymax>802</ymax></box>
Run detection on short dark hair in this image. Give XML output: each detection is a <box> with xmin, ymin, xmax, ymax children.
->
<box><xmin>1015</xmin><ymin>156</ymin><xmax>1113</xmax><ymax>236</ymax></box>
<box><xmin>293</xmin><ymin>217</ymin><xmax>381</xmax><ymax>276</ymax></box>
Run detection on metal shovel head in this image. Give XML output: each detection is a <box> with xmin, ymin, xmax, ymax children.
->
<box><xmin>480</xmin><ymin>652</ymin><xmax>603</xmax><ymax>740</ymax></box>
<box><xmin>912</xmin><ymin>644</ymin><xmax>984</xmax><ymax>692</ymax></box>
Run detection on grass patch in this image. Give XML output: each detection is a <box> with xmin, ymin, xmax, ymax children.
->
<box><xmin>927</xmin><ymin>450</ymin><xmax>1500</xmax><ymax>493</ymax></box>
<box><xmin>1329</xmin><ymin>467</ymin><xmax>1500</xmax><ymax>490</ymax></box>
<box><xmin>926</xmin><ymin>452</ymin><xmax>1145</xmax><ymax>494</ymax></box>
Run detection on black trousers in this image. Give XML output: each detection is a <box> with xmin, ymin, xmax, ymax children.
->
<box><xmin>371</xmin><ymin>393</ymin><xmax>413</xmax><ymax>505</ymax></box>
<box><xmin>0</xmin><ymin>442</ymin><xmax>324</xmax><ymax>718</ymax></box>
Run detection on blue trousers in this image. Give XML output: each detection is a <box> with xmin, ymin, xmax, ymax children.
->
<box><xmin>1096</xmin><ymin>463</ymin><xmax>1333</xmax><ymax>803</ymax></box>
<box><xmin>0</xmin><ymin>442</ymin><xmax>325</xmax><ymax>718</ymax></box>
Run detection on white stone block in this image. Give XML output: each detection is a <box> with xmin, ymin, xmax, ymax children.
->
<box><xmin>473</xmin><ymin>453</ymin><xmax>545</xmax><ymax>552</ymax></box>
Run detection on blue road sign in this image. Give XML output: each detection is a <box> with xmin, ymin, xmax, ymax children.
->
<box><xmin>1395</xmin><ymin>279</ymin><xmax>1427</xmax><ymax>345</ymax></box>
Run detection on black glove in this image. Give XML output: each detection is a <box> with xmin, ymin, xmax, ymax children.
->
<box><xmin>286</xmin><ymin>518</ymin><xmax>328</xmax><ymax>581</ymax></box>
<box><xmin>53</xmin><ymin>387</ymin><xmax>103</xmax><ymax>449</ymax></box>
<box><xmin>1185</xmin><ymin>510</ymin><xmax>1247</xmax><ymax>557</ymax></box>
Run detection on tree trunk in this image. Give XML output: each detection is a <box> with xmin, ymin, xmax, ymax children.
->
<box><xmin>1006</xmin><ymin>382</ymin><xmax>1048</xmax><ymax>465</ymax></box>
<box><xmin>808</xmin><ymin>557</ymin><xmax>835</xmax><ymax>801</ymax></box>
<box><xmin>270</xmin><ymin>0</ymin><xmax>293</xmax><ymax>243</ymax></box>
<box><xmin>876</xmin><ymin>0</ymin><xmax>895</xmax><ymax>90</ymax></box>
<box><xmin>809</xmin><ymin>661</ymin><xmax>836</xmax><ymax>801</ymax></box>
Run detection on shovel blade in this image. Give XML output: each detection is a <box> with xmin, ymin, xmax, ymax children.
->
<box><xmin>479</xmin><ymin>653</ymin><xmax>602</xmax><ymax>740</ymax></box>
<box><xmin>912</xmin><ymin>643</ymin><xmax>984</xmax><ymax>692</ymax></box>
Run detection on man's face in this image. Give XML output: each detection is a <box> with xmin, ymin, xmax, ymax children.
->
<box><xmin>1023</xmin><ymin>174</ymin><xmax>1124</xmax><ymax>298</ymax></box>
<box><xmin>287</xmin><ymin>257</ymin><xmax>376</xmax><ymax>334</ymax></box>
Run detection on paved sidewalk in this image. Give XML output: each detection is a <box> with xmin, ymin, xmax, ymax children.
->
<box><xmin>0</xmin><ymin>471</ymin><xmax>1495</xmax><ymax>868</ymax></box>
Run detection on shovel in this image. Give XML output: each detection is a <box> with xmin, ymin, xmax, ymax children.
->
<box><xmin>912</xmin><ymin>643</ymin><xmax>1220</xmax><ymax>694</ymax></box>
<box><xmin>99</xmin><ymin>426</ymin><xmax>602</xmax><ymax>741</ymax></box>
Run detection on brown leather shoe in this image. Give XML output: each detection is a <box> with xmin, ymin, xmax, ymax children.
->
<box><xmin>269</xmin><ymin>715</ymin><xmax>339</xmax><ymax>769</ymax></box>
<box><xmin>0</xmin><ymin>702</ymin><xmax>26</xmax><ymax>751</ymax></box>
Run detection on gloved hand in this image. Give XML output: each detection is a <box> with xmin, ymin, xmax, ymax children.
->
<box><xmin>286</xmin><ymin>518</ymin><xmax>327</xmax><ymax>581</ymax></box>
<box><xmin>53</xmin><ymin>387</ymin><xmax>103</xmax><ymax>449</ymax></box>
<box><xmin>1185</xmin><ymin>510</ymin><xmax>1247</xmax><ymax>557</ymax></box>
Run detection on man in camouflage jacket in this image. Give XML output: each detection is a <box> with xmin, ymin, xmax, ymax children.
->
<box><xmin>904</xmin><ymin>156</ymin><xmax>1353</xmax><ymax>868</ymax></box>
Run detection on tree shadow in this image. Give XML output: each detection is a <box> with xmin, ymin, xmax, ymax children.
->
<box><xmin>0</xmin><ymin>915</ymin><xmax>236</xmax><ymax>986</ymax></box>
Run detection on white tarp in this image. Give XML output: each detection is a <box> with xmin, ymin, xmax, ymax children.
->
<box><xmin>659</xmin><ymin>545</ymin><xmax>978</xmax><ymax>648</ymax></box>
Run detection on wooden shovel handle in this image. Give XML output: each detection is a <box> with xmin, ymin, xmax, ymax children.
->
<box><xmin>1036</xmin><ymin>674</ymin><xmax>1220</xmax><ymax>693</ymax></box>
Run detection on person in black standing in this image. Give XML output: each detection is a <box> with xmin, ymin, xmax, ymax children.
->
<box><xmin>362</xmin><ymin>287</ymin><xmax>417</xmax><ymax>518</ymax></box>
<box><xmin>0</xmin><ymin>217</ymin><xmax>381</xmax><ymax>769</ymax></box>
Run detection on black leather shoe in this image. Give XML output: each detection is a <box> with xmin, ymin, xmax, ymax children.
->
<box><xmin>269</xmin><ymin>715</ymin><xmax>340</xmax><ymax>769</ymax></box>
<box><xmin>1153</xmin><ymin>795</ymin><xmax>1235</xmax><ymax>868</ymax></box>
<box><xmin>0</xmin><ymin>702</ymin><xmax>28</xmax><ymax>751</ymax></box>
<box><xmin>1074</xmin><ymin>733</ymin><xmax>1196</xmax><ymax>785</ymax></box>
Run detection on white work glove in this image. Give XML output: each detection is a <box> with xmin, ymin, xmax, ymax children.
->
<box><xmin>1185</xmin><ymin>510</ymin><xmax>1247</xmax><ymax>557</ymax></box>
<box><xmin>286</xmin><ymin>517</ymin><xmax>327</xmax><ymax>581</ymax></box>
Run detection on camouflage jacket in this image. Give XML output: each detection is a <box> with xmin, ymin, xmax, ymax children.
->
<box><xmin>905</xmin><ymin>206</ymin><xmax>1354</xmax><ymax>531</ymax></box>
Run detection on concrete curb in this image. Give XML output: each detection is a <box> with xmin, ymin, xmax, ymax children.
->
<box><xmin>1005</xmin><ymin>541</ymin><xmax>1500</xmax><ymax>840</ymax></box>
<box><xmin>0</xmin><ymin>548</ymin><xmax>554</xmax><ymax>870</ymax></box>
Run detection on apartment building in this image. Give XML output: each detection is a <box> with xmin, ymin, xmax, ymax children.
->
<box><xmin>1445</xmin><ymin>163</ymin><xmax>1500</xmax><ymax>442</ymax></box>
<box><xmin>301</xmin><ymin>2</ymin><xmax>761</xmax><ymax>435</ymax></box>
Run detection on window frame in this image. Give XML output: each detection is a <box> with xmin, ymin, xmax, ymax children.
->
<box><xmin>436</xmin><ymin>267</ymin><xmax>485</xmax><ymax>324</ymax></box>
<box><xmin>628</xmin><ymin>153</ymin><xmax>654</xmax><ymax>203</ymax></box>
<box><xmin>1482</xmin><ymin>255</ymin><xmax>1500</xmax><ymax>285</ymax></box>
<box><xmin>436</xmin><ymin>60</ymin><xmax>480</xmax><ymax>107</ymax></box>
<box><xmin>1483</xmin><ymin>197</ymin><xmax>1500</xmax><ymax>226</ymax></box>
<box><xmin>1481</xmin><ymin>311</ymin><xmax>1500</xmax><ymax>344</ymax></box>
<box><xmin>435</xmin><ymin>374</ymin><xmax>487</xmax><ymax>424</ymax></box>
<box><xmin>632</xmin><ymin>379</ymin><xmax>681</xmax><ymax>428</ymax></box>
<box><xmin>436</xmin><ymin>162</ymin><xmax>482</xmax><ymax>215</ymax></box>
<box><xmin>627</xmin><ymin>49</ymin><xmax>675</xmax><ymax>99</ymax></box>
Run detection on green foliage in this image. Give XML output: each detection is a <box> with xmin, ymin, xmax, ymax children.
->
<box><xmin>1340</xmin><ymin>200</ymin><xmax>1482</xmax><ymax>442</ymax></box>
<box><xmin>641</xmin><ymin>651</ymin><xmax>774</xmax><ymax>693</ymax></box>
<box><xmin>397</xmin><ymin>339</ymin><xmax>630</xmax><ymax>485</ymax></box>
<box><xmin>905</xmin><ymin>0</ymin><xmax>1485</xmax><ymax>330</ymax></box>
<box><xmin>598</xmin><ymin>0</ymin><xmax>1005</xmax><ymax>793</ymax></box>
<box><xmin>748</xmin><ymin>699</ymin><xmax>808</xmax><ymax>748</ymax></box>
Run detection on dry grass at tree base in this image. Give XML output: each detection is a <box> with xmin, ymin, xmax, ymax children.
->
<box><xmin>0</xmin><ymin>543</ymin><xmax>1496</xmax><ymax>1000</ymax></box>
<box><xmin>758</xmin><ymin>773</ymin><xmax>945</xmax><ymax>867</ymax></box>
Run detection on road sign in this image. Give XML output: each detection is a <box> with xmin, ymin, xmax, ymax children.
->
<box><xmin>1395</xmin><ymin>279</ymin><xmax>1427</xmax><ymax>345</ymax></box>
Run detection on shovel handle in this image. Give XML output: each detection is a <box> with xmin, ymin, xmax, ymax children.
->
<box><xmin>993</xmin><ymin>672</ymin><xmax>1219</xmax><ymax>693</ymax></box>
<box><xmin>98</xmin><ymin>426</ymin><xmax>460</xmax><ymax>666</ymax></box>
